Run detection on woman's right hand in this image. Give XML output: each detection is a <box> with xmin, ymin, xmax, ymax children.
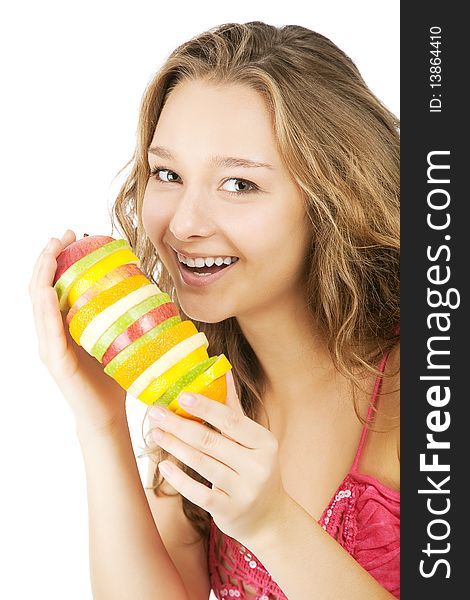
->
<box><xmin>29</xmin><ymin>229</ymin><xmax>128</xmax><ymax>434</ymax></box>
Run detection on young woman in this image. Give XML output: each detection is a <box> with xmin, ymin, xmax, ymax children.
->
<box><xmin>29</xmin><ymin>21</ymin><xmax>400</xmax><ymax>599</ymax></box>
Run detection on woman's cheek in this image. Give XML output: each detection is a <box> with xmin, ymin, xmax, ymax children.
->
<box><xmin>142</xmin><ymin>194</ymin><xmax>167</xmax><ymax>238</ymax></box>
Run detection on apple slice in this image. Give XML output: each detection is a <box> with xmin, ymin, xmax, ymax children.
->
<box><xmin>68</xmin><ymin>274</ymin><xmax>150</xmax><ymax>344</ymax></box>
<box><xmin>54</xmin><ymin>238</ymin><xmax>134</xmax><ymax>310</ymax></box>
<box><xmin>53</xmin><ymin>235</ymin><xmax>115</xmax><ymax>285</ymax></box>
<box><xmin>78</xmin><ymin>283</ymin><xmax>162</xmax><ymax>353</ymax></box>
<box><xmin>100</xmin><ymin>303</ymin><xmax>180</xmax><ymax>365</ymax></box>
<box><xmin>90</xmin><ymin>291</ymin><xmax>172</xmax><ymax>361</ymax></box>
<box><xmin>66</xmin><ymin>247</ymin><xmax>141</xmax><ymax>308</ymax></box>
<box><xmin>107</xmin><ymin>320</ymin><xmax>199</xmax><ymax>384</ymax></box>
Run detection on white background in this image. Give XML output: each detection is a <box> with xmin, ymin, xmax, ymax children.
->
<box><xmin>1</xmin><ymin>1</ymin><xmax>399</xmax><ymax>598</ymax></box>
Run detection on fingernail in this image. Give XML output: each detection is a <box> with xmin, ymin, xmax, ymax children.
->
<box><xmin>159</xmin><ymin>462</ymin><xmax>173</xmax><ymax>476</ymax></box>
<box><xmin>179</xmin><ymin>393</ymin><xmax>196</xmax><ymax>407</ymax></box>
<box><xmin>149</xmin><ymin>406</ymin><xmax>166</xmax><ymax>421</ymax></box>
<box><xmin>152</xmin><ymin>428</ymin><xmax>164</xmax><ymax>441</ymax></box>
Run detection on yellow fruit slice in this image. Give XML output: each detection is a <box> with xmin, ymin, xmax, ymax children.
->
<box><xmin>114</xmin><ymin>320</ymin><xmax>199</xmax><ymax>389</ymax></box>
<box><xmin>79</xmin><ymin>284</ymin><xmax>161</xmax><ymax>353</ymax></box>
<box><xmin>127</xmin><ymin>332</ymin><xmax>208</xmax><ymax>397</ymax></box>
<box><xmin>69</xmin><ymin>275</ymin><xmax>149</xmax><ymax>344</ymax></box>
<box><xmin>168</xmin><ymin>355</ymin><xmax>231</xmax><ymax>412</ymax></box>
<box><xmin>55</xmin><ymin>238</ymin><xmax>131</xmax><ymax>311</ymax></box>
<box><xmin>138</xmin><ymin>346</ymin><xmax>209</xmax><ymax>405</ymax></box>
<box><xmin>174</xmin><ymin>373</ymin><xmax>228</xmax><ymax>420</ymax></box>
<box><xmin>67</xmin><ymin>248</ymin><xmax>141</xmax><ymax>307</ymax></box>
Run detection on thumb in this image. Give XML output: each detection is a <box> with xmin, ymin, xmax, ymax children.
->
<box><xmin>224</xmin><ymin>369</ymin><xmax>244</xmax><ymax>414</ymax></box>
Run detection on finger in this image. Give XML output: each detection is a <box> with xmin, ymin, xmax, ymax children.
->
<box><xmin>31</xmin><ymin>241</ymin><xmax>57</xmax><ymax>353</ymax></box>
<box><xmin>149</xmin><ymin>407</ymin><xmax>248</xmax><ymax>473</ymax></box>
<box><xmin>29</xmin><ymin>238</ymin><xmax>54</xmax><ymax>300</ymax></box>
<box><xmin>29</xmin><ymin>230</ymin><xmax>75</xmax><ymax>299</ymax></box>
<box><xmin>224</xmin><ymin>369</ymin><xmax>244</xmax><ymax>414</ymax></box>
<box><xmin>61</xmin><ymin>229</ymin><xmax>76</xmax><ymax>245</ymax></box>
<box><xmin>157</xmin><ymin>460</ymin><xmax>229</xmax><ymax>514</ymax></box>
<box><xmin>177</xmin><ymin>392</ymin><xmax>268</xmax><ymax>450</ymax></box>
<box><xmin>152</xmin><ymin>428</ymin><xmax>239</xmax><ymax>495</ymax></box>
<box><xmin>34</xmin><ymin>237</ymin><xmax>70</xmax><ymax>360</ymax></box>
<box><xmin>42</xmin><ymin>284</ymin><xmax>69</xmax><ymax>361</ymax></box>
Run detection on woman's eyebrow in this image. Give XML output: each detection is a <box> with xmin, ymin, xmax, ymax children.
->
<box><xmin>147</xmin><ymin>145</ymin><xmax>275</xmax><ymax>170</ymax></box>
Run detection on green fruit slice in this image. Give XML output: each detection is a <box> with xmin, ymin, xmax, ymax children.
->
<box><xmin>104</xmin><ymin>316</ymin><xmax>181</xmax><ymax>378</ymax></box>
<box><xmin>54</xmin><ymin>239</ymin><xmax>132</xmax><ymax>310</ymax></box>
<box><xmin>127</xmin><ymin>332</ymin><xmax>208</xmax><ymax>398</ymax></box>
<box><xmin>90</xmin><ymin>292</ymin><xmax>172</xmax><ymax>360</ymax></box>
<box><xmin>155</xmin><ymin>356</ymin><xmax>218</xmax><ymax>408</ymax></box>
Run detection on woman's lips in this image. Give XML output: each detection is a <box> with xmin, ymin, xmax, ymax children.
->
<box><xmin>173</xmin><ymin>252</ymin><xmax>239</xmax><ymax>288</ymax></box>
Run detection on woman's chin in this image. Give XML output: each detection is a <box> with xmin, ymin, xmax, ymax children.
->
<box><xmin>178</xmin><ymin>301</ymin><xmax>232</xmax><ymax>324</ymax></box>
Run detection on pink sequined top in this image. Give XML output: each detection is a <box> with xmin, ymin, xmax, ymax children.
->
<box><xmin>208</xmin><ymin>351</ymin><xmax>400</xmax><ymax>599</ymax></box>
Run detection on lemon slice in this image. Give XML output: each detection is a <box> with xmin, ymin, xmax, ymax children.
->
<box><xmin>69</xmin><ymin>274</ymin><xmax>149</xmax><ymax>343</ymax></box>
<box><xmin>91</xmin><ymin>292</ymin><xmax>173</xmax><ymax>361</ymax></box>
<box><xmin>168</xmin><ymin>355</ymin><xmax>232</xmax><ymax>412</ymax></box>
<box><xmin>79</xmin><ymin>283</ymin><xmax>162</xmax><ymax>352</ymax></box>
<box><xmin>67</xmin><ymin>248</ymin><xmax>141</xmax><ymax>307</ymax></box>
<box><xmin>138</xmin><ymin>346</ymin><xmax>209</xmax><ymax>404</ymax></box>
<box><xmin>156</xmin><ymin>357</ymin><xmax>218</xmax><ymax>407</ymax></box>
<box><xmin>126</xmin><ymin>332</ymin><xmax>208</xmax><ymax>397</ymax></box>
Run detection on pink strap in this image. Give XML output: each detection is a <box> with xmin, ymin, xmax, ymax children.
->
<box><xmin>351</xmin><ymin>351</ymin><xmax>390</xmax><ymax>472</ymax></box>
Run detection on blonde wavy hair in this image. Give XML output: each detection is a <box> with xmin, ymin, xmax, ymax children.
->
<box><xmin>110</xmin><ymin>21</ymin><xmax>400</xmax><ymax>543</ymax></box>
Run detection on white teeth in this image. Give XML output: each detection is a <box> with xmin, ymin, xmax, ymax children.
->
<box><xmin>177</xmin><ymin>252</ymin><xmax>238</xmax><ymax>267</ymax></box>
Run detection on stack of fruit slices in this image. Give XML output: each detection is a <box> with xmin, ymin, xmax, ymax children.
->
<box><xmin>53</xmin><ymin>235</ymin><xmax>232</xmax><ymax>421</ymax></box>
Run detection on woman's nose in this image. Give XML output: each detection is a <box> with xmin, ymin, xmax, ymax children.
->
<box><xmin>168</xmin><ymin>189</ymin><xmax>216</xmax><ymax>241</ymax></box>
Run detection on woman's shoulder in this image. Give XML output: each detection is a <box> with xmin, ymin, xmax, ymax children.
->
<box><xmin>358</xmin><ymin>344</ymin><xmax>400</xmax><ymax>490</ymax></box>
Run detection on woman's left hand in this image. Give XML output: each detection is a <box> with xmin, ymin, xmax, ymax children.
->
<box><xmin>148</xmin><ymin>370</ymin><xmax>289</xmax><ymax>546</ymax></box>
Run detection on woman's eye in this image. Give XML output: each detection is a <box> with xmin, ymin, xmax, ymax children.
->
<box><xmin>149</xmin><ymin>167</ymin><xmax>181</xmax><ymax>183</ymax></box>
<box><xmin>149</xmin><ymin>168</ymin><xmax>258</xmax><ymax>196</ymax></box>
<box><xmin>221</xmin><ymin>178</ymin><xmax>257</xmax><ymax>194</ymax></box>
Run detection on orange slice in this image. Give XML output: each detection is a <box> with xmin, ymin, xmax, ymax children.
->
<box><xmin>127</xmin><ymin>333</ymin><xmax>208</xmax><ymax>397</ymax></box>
<box><xmin>67</xmin><ymin>248</ymin><xmax>141</xmax><ymax>307</ymax></box>
<box><xmin>174</xmin><ymin>374</ymin><xmax>228</xmax><ymax>420</ymax></box>
<box><xmin>69</xmin><ymin>274</ymin><xmax>149</xmax><ymax>344</ymax></box>
<box><xmin>112</xmin><ymin>320</ymin><xmax>199</xmax><ymax>389</ymax></box>
<box><xmin>79</xmin><ymin>284</ymin><xmax>162</xmax><ymax>353</ymax></box>
<box><xmin>168</xmin><ymin>355</ymin><xmax>231</xmax><ymax>412</ymax></box>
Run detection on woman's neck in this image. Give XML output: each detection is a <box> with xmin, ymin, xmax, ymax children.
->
<box><xmin>236</xmin><ymin>297</ymin><xmax>345</xmax><ymax>417</ymax></box>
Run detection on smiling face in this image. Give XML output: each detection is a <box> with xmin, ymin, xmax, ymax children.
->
<box><xmin>142</xmin><ymin>78</ymin><xmax>311</xmax><ymax>323</ymax></box>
